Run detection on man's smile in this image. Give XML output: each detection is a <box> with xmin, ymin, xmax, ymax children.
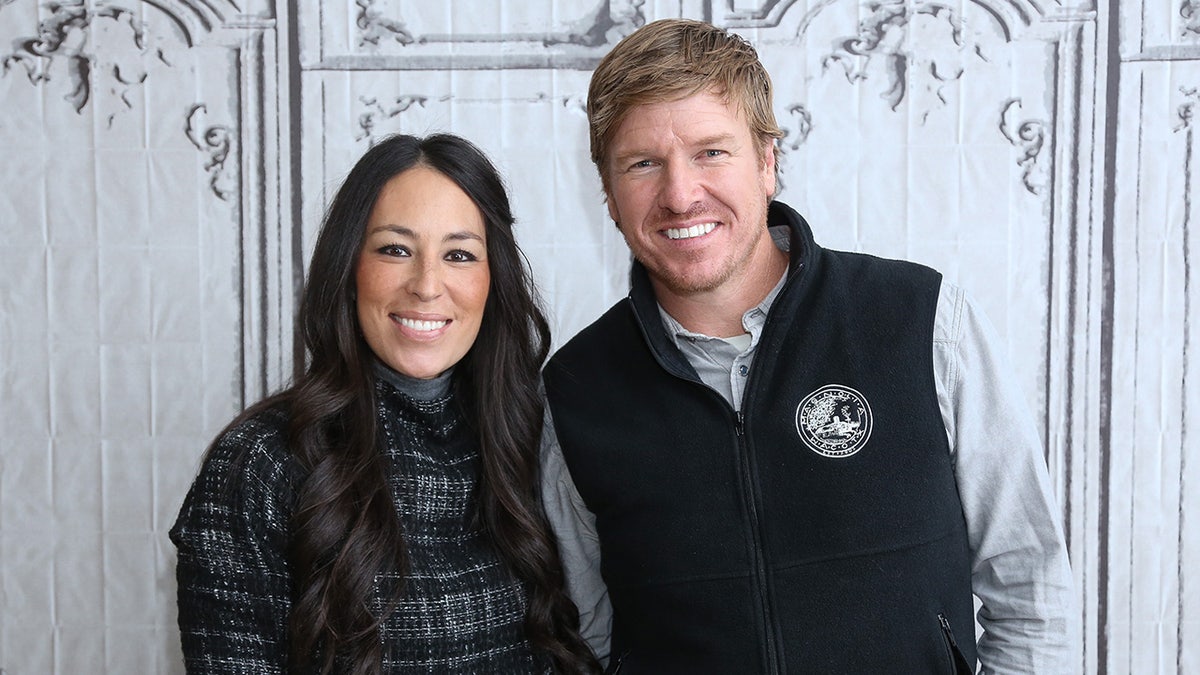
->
<box><xmin>664</xmin><ymin>222</ymin><xmax>717</xmax><ymax>240</ymax></box>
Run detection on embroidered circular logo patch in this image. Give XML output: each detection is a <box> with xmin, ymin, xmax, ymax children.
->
<box><xmin>794</xmin><ymin>384</ymin><xmax>873</xmax><ymax>458</ymax></box>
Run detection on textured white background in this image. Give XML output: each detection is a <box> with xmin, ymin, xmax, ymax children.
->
<box><xmin>0</xmin><ymin>0</ymin><xmax>1196</xmax><ymax>672</ymax></box>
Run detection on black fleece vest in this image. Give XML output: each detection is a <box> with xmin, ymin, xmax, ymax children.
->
<box><xmin>543</xmin><ymin>203</ymin><xmax>976</xmax><ymax>674</ymax></box>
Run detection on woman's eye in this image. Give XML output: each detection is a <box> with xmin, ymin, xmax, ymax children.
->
<box><xmin>445</xmin><ymin>250</ymin><xmax>478</xmax><ymax>263</ymax></box>
<box><xmin>379</xmin><ymin>244</ymin><xmax>410</xmax><ymax>257</ymax></box>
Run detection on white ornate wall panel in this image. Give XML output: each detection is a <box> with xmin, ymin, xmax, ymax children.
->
<box><xmin>0</xmin><ymin>0</ymin><xmax>1195</xmax><ymax>673</ymax></box>
<box><xmin>1105</xmin><ymin>1</ymin><xmax>1200</xmax><ymax>671</ymax></box>
<box><xmin>0</xmin><ymin>0</ymin><xmax>286</xmax><ymax>670</ymax></box>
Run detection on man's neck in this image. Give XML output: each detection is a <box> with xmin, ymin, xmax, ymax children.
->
<box><xmin>654</xmin><ymin>247</ymin><xmax>789</xmax><ymax>337</ymax></box>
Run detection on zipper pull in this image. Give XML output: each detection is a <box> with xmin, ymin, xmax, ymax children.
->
<box><xmin>938</xmin><ymin>614</ymin><xmax>959</xmax><ymax>648</ymax></box>
<box><xmin>736</xmin><ymin>410</ymin><xmax>745</xmax><ymax>436</ymax></box>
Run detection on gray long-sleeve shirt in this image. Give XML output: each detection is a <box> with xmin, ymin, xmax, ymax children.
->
<box><xmin>540</xmin><ymin>273</ymin><xmax>1077</xmax><ymax>674</ymax></box>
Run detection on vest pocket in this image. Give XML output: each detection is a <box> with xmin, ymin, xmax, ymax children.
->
<box><xmin>937</xmin><ymin>613</ymin><xmax>974</xmax><ymax>674</ymax></box>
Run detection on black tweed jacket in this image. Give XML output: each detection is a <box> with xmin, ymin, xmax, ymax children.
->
<box><xmin>170</xmin><ymin>377</ymin><xmax>548</xmax><ymax>673</ymax></box>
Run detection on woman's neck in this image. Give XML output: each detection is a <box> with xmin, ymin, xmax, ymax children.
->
<box><xmin>373</xmin><ymin>361</ymin><xmax>453</xmax><ymax>401</ymax></box>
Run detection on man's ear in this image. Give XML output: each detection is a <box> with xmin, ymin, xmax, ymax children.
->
<box><xmin>606</xmin><ymin>191</ymin><xmax>621</xmax><ymax>228</ymax></box>
<box><xmin>761</xmin><ymin>139</ymin><xmax>778</xmax><ymax>199</ymax></box>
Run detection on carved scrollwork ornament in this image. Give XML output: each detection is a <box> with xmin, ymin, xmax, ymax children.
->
<box><xmin>353</xmin><ymin>0</ymin><xmax>645</xmax><ymax>51</ymax></box>
<box><xmin>1</xmin><ymin>3</ymin><xmax>164</xmax><ymax>121</ymax></box>
<box><xmin>821</xmin><ymin>0</ymin><xmax>983</xmax><ymax>123</ymax></box>
<box><xmin>561</xmin><ymin>93</ymin><xmax>588</xmax><ymax>117</ymax></box>
<box><xmin>544</xmin><ymin>0</ymin><xmax>646</xmax><ymax>47</ymax></box>
<box><xmin>186</xmin><ymin>103</ymin><xmax>236</xmax><ymax>201</ymax></box>
<box><xmin>999</xmin><ymin>98</ymin><xmax>1047</xmax><ymax>196</ymax></box>
<box><xmin>784</xmin><ymin>103</ymin><xmax>814</xmax><ymax>150</ymax></box>
<box><xmin>1175</xmin><ymin>86</ymin><xmax>1200</xmax><ymax>132</ymax></box>
<box><xmin>356</xmin><ymin>0</ymin><xmax>415</xmax><ymax>47</ymax></box>
<box><xmin>1183</xmin><ymin>0</ymin><xmax>1200</xmax><ymax>38</ymax></box>
<box><xmin>356</xmin><ymin>95</ymin><xmax>430</xmax><ymax>144</ymax></box>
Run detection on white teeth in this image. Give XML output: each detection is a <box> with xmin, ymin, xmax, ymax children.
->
<box><xmin>398</xmin><ymin>318</ymin><xmax>448</xmax><ymax>332</ymax></box>
<box><xmin>665</xmin><ymin>222</ymin><xmax>716</xmax><ymax>240</ymax></box>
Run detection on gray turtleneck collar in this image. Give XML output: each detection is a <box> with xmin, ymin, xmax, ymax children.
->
<box><xmin>373</xmin><ymin>361</ymin><xmax>454</xmax><ymax>401</ymax></box>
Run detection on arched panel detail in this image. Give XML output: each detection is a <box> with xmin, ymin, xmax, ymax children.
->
<box><xmin>139</xmin><ymin>0</ymin><xmax>243</xmax><ymax>44</ymax></box>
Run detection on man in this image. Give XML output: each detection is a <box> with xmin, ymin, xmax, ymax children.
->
<box><xmin>541</xmin><ymin>18</ymin><xmax>1075</xmax><ymax>674</ymax></box>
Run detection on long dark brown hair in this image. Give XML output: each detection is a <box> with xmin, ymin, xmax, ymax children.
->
<box><xmin>238</xmin><ymin>134</ymin><xmax>598</xmax><ymax>673</ymax></box>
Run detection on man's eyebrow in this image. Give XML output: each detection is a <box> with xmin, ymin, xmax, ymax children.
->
<box><xmin>612</xmin><ymin>133</ymin><xmax>741</xmax><ymax>163</ymax></box>
<box><xmin>611</xmin><ymin>148</ymin><xmax>653</xmax><ymax>165</ymax></box>
<box><xmin>694</xmin><ymin>132</ymin><xmax>738</xmax><ymax>147</ymax></box>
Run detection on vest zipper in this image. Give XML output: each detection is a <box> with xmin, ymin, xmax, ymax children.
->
<box><xmin>734</xmin><ymin>406</ymin><xmax>782</xmax><ymax>674</ymax></box>
<box><xmin>938</xmin><ymin>613</ymin><xmax>973</xmax><ymax>674</ymax></box>
<box><xmin>630</xmin><ymin>301</ymin><xmax>783</xmax><ymax>673</ymax></box>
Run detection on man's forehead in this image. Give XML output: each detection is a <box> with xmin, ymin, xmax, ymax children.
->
<box><xmin>609</xmin><ymin>96</ymin><xmax>749</xmax><ymax>146</ymax></box>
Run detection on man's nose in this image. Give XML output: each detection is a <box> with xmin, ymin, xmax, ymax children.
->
<box><xmin>658</xmin><ymin>162</ymin><xmax>703</xmax><ymax>214</ymax></box>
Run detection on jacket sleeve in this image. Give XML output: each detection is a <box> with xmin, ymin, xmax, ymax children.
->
<box><xmin>933</xmin><ymin>282</ymin><xmax>1079</xmax><ymax>674</ymax></box>
<box><xmin>538</xmin><ymin>401</ymin><xmax>613</xmax><ymax>665</ymax></box>
<box><xmin>169</xmin><ymin>418</ymin><xmax>298</xmax><ymax>674</ymax></box>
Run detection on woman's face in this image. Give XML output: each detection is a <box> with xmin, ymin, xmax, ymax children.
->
<box><xmin>355</xmin><ymin>165</ymin><xmax>491</xmax><ymax>379</ymax></box>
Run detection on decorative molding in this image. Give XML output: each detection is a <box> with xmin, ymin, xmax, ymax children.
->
<box><xmin>783</xmin><ymin>102</ymin><xmax>813</xmax><ymax>150</ymax></box>
<box><xmin>350</xmin><ymin>0</ymin><xmax>645</xmax><ymax>49</ymax></box>
<box><xmin>1000</xmin><ymin>98</ymin><xmax>1048</xmax><ymax>195</ymax></box>
<box><xmin>324</xmin><ymin>0</ymin><xmax>645</xmax><ymax>68</ymax></box>
<box><xmin>962</xmin><ymin>0</ymin><xmax>1039</xmax><ymax>40</ymax></box>
<box><xmin>1172</xmin><ymin>82</ymin><xmax>1196</xmax><ymax>675</ymax></box>
<box><xmin>185</xmin><ymin>103</ymin><xmax>236</xmax><ymax>201</ymax></box>
<box><xmin>356</xmin><ymin>0</ymin><xmax>414</xmax><ymax>47</ymax></box>
<box><xmin>130</xmin><ymin>0</ymin><xmax>244</xmax><ymax>47</ymax></box>
<box><xmin>820</xmin><ymin>1</ymin><xmax>982</xmax><ymax>121</ymax></box>
<box><xmin>1</xmin><ymin>3</ymin><xmax>159</xmax><ymax>118</ymax></box>
<box><xmin>1176</xmin><ymin>86</ymin><xmax>1200</xmax><ymax>131</ymax></box>
<box><xmin>543</xmin><ymin>0</ymin><xmax>646</xmax><ymax>47</ymax></box>
<box><xmin>355</xmin><ymin>94</ymin><xmax>430</xmax><ymax>144</ymax></box>
<box><xmin>1183</xmin><ymin>1</ymin><xmax>1200</xmax><ymax>39</ymax></box>
<box><xmin>727</xmin><ymin>0</ymin><xmax>1040</xmax><ymax>41</ymax></box>
<box><xmin>213</xmin><ymin>29</ymin><xmax>292</xmax><ymax>403</ymax></box>
<box><xmin>352</xmin><ymin>91</ymin><xmax>591</xmax><ymax>145</ymax></box>
<box><xmin>561</xmin><ymin>92</ymin><xmax>588</xmax><ymax>116</ymax></box>
<box><xmin>728</xmin><ymin>0</ymin><xmax>1040</xmax><ymax>28</ymax></box>
<box><xmin>0</xmin><ymin>0</ymin><xmax>242</xmax><ymax>120</ymax></box>
<box><xmin>352</xmin><ymin>0</ymin><xmax>645</xmax><ymax>49</ymax></box>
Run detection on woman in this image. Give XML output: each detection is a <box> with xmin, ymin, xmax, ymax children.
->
<box><xmin>170</xmin><ymin>134</ymin><xmax>600</xmax><ymax>674</ymax></box>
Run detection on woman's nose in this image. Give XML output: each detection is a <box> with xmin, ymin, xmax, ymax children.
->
<box><xmin>406</xmin><ymin>259</ymin><xmax>443</xmax><ymax>301</ymax></box>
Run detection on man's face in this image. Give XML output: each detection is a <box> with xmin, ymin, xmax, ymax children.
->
<box><xmin>603</xmin><ymin>90</ymin><xmax>777</xmax><ymax>300</ymax></box>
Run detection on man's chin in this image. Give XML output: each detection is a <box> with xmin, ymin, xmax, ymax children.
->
<box><xmin>649</xmin><ymin>267</ymin><xmax>729</xmax><ymax>297</ymax></box>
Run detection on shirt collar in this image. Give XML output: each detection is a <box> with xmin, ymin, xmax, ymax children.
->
<box><xmin>658</xmin><ymin>225</ymin><xmax>792</xmax><ymax>350</ymax></box>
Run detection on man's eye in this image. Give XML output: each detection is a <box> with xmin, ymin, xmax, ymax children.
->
<box><xmin>445</xmin><ymin>250</ymin><xmax>478</xmax><ymax>263</ymax></box>
<box><xmin>631</xmin><ymin>160</ymin><xmax>654</xmax><ymax>169</ymax></box>
<box><xmin>704</xmin><ymin>149</ymin><xmax>726</xmax><ymax>158</ymax></box>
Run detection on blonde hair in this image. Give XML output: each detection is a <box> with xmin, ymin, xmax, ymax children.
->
<box><xmin>587</xmin><ymin>19</ymin><xmax>784</xmax><ymax>188</ymax></box>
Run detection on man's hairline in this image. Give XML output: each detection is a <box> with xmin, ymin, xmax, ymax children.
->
<box><xmin>595</xmin><ymin>88</ymin><xmax>775</xmax><ymax>179</ymax></box>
